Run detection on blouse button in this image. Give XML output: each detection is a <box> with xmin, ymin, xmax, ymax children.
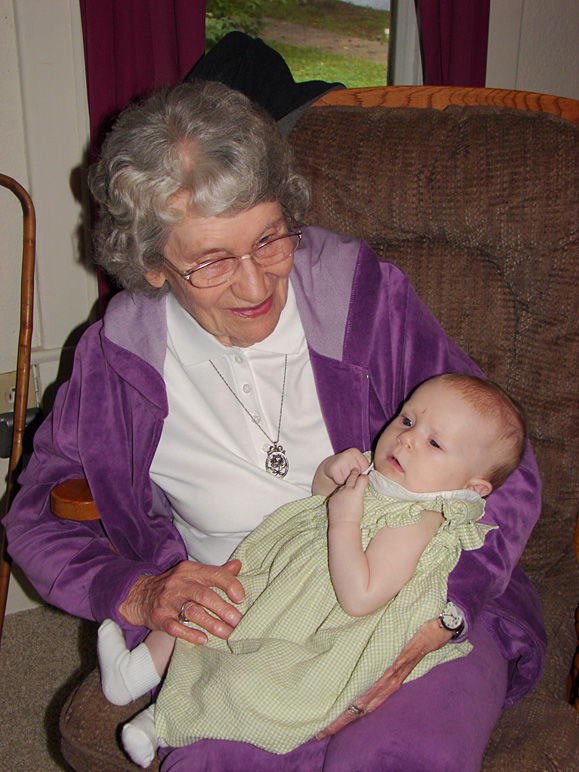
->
<box><xmin>242</xmin><ymin>383</ymin><xmax>252</xmax><ymax>393</ymax></box>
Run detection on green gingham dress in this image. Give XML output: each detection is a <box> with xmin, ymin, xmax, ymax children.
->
<box><xmin>155</xmin><ymin>471</ymin><xmax>495</xmax><ymax>754</ymax></box>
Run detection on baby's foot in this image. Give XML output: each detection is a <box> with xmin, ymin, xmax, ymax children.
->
<box><xmin>97</xmin><ymin>619</ymin><xmax>161</xmax><ymax>705</ymax></box>
<box><xmin>122</xmin><ymin>704</ymin><xmax>159</xmax><ymax>768</ymax></box>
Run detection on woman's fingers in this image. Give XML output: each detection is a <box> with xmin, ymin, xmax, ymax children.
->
<box><xmin>184</xmin><ymin>581</ymin><xmax>243</xmax><ymax>629</ymax></box>
<box><xmin>119</xmin><ymin>560</ymin><xmax>246</xmax><ymax>643</ymax></box>
<box><xmin>185</xmin><ymin>560</ymin><xmax>245</xmax><ymax>605</ymax></box>
<box><xmin>316</xmin><ymin>619</ymin><xmax>453</xmax><ymax>740</ymax></box>
<box><xmin>166</xmin><ymin>594</ymin><xmax>238</xmax><ymax>643</ymax></box>
<box><xmin>224</xmin><ymin>558</ymin><xmax>242</xmax><ymax>576</ymax></box>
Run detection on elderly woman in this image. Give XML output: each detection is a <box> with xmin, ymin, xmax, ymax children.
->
<box><xmin>5</xmin><ymin>82</ymin><xmax>545</xmax><ymax>772</ymax></box>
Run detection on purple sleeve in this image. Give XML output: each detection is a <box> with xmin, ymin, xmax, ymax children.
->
<box><xmin>6</xmin><ymin>480</ymin><xmax>163</xmax><ymax>625</ymax></box>
<box><xmin>373</xmin><ymin>259</ymin><xmax>542</xmax><ymax>629</ymax></box>
<box><xmin>4</xmin><ymin>325</ymin><xmax>185</xmax><ymax>630</ymax></box>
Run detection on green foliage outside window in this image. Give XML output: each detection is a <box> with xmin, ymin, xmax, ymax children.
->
<box><xmin>205</xmin><ymin>0</ymin><xmax>267</xmax><ymax>48</ymax></box>
<box><xmin>204</xmin><ymin>0</ymin><xmax>388</xmax><ymax>86</ymax></box>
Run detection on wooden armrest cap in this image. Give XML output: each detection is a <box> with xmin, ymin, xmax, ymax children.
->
<box><xmin>50</xmin><ymin>479</ymin><xmax>100</xmax><ymax>522</ymax></box>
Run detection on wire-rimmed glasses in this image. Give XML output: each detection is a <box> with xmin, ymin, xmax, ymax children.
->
<box><xmin>162</xmin><ymin>230</ymin><xmax>302</xmax><ymax>289</ymax></box>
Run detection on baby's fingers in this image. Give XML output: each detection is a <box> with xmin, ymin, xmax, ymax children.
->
<box><xmin>344</xmin><ymin>469</ymin><xmax>369</xmax><ymax>492</ymax></box>
<box><xmin>344</xmin><ymin>469</ymin><xmax>360</xmax><ymax>487</ymax></box>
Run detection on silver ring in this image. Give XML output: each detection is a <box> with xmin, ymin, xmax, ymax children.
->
<box><xmin>346</xmin><ymin>704</ymin><xmax>365</xmax><ymax>717</ymax></box>
<box><xmin>178</xmin><ymin>601</ymin><xmax>196</xmax><ymax>628</ymax></box>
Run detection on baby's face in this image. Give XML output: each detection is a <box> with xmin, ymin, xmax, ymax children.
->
<box><xmin>374</xmin><ymin>379</ymin><xmax>499</xmax><ymax>494</ymax></box>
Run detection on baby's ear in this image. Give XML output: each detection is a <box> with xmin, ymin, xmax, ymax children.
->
<box><xmin>466</xmin><ymin>478</ymin><xmax>493</xmax><ymax>498</ymax></box>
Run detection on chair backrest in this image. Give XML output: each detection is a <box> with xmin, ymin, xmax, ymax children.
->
<box><xmin>289</xmin><ymin>87</ymin><xmax>579</xmax><ymax>586</ymax></box>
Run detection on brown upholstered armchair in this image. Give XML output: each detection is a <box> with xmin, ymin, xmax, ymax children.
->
<box><xmin>58</xmin><ymin>87</ymin><xmax>579</xmax><ymax>771</ymax></box>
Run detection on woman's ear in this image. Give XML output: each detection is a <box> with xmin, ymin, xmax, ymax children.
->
<box><xmin>144</xmin><ymin>268</ymin><xmax>167</xmax><ymax>288</ymax></box>
<box><xmin>466</xmin><ymin>478</ymin><xmax>493</xmax><ymax>498</ymax></box>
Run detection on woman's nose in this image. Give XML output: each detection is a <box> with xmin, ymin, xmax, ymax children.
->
<box><xmin>233</xmin><ymin>254</ymin><xmax>269</xmax><ymax>300</ymax></box>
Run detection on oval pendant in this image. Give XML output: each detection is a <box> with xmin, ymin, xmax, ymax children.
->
<box><xmin>265</xmin><ymin>444</ymin><xmax>289</xmax><ymax>478</ymax></box>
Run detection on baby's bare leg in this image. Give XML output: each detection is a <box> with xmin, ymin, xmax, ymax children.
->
<box><xmin>144</xmin><ymin>629</ymin><xmax>176</xmax><ymax>677</ymax></box>
<box><xmin>97</xmin><ymin>620</ymin><xmax>175</xmax><ymax>705</ymax></box>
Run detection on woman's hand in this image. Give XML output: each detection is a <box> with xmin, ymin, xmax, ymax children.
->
<box><xmin>316</xmin><ymin>618</ymin><xmax>453</xmax><ymax>739</ymax></box>
<box><xmin>119</xmin><ymin>559</ymin><xmax>245</xmax><ymax>645</ymax></box>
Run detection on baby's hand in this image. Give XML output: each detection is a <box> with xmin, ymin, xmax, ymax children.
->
<box><xmin>312</xmin><ymin>448</ymin><xmax>370</xmax><ymax>496</ymax></box>
<box><xmin>327</xmin><ymin>469</ymin><xmax>369</xmax><ymax>525</ymax></box>
<box><xmin>324</xmin><ymin>448</ymin><xmax>370</xmax><ymax>486</ymax></box>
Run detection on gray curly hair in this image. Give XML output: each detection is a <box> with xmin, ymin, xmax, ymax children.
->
<box><xmin>88</xmin><ymin>81</ymin><xmax>311</xmax><ymax>296</ymax></box>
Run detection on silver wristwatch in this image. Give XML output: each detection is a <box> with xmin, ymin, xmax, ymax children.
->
<box><xmin>439</xmin><ymin>601</ymin><xmax>465</xmax><ymax>638</ymax></box>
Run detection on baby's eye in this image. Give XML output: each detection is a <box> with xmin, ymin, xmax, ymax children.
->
<box><xmin>429</xmin><ymin>439</ymin><xmax>441</xmax><ymax>449</ymax></box>
<box><xmin>401</xmin><ymin>416</ymin><xmax>412</xmax><ymax>427</ymax></box>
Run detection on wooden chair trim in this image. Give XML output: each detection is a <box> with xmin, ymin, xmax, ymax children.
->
<box><xmin>51</xmin><ymin>479</ymin><xmax>100</xmax><ymax>522</ymax></box>
<box><xmin>0</xmin><ymin>174</ymin><xmax>36</xmax><ymax>644</ymax></box>
<box><xmin>313</xmin><ymin>86</ymin><xmax>579</xmax><ymax>124</ymax></box>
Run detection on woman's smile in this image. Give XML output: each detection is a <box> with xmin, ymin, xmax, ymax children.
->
<box><xmin>228</xmin><ymin>295</ymin><xmax>274</xmax><ymax>318</ymax></box>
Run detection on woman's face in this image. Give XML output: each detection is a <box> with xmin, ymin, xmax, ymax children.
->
<box><xmin>145</xmin><ymin>199</ymin><xmax>293</xmax><ymax>348</ymax></box>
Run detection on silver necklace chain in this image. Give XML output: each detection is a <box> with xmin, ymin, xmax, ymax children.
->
<box><xmin>209</xmin><ymin>355</ymin><xmax>289</xmax><ymax>478</ymax></box>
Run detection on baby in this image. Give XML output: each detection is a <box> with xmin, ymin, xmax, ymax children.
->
<box><xmin>98</xmin><ymin>373</ymin><xmax>526</xmax><ymax>764</ymax></box>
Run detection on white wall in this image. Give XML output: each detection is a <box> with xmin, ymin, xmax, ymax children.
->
<box><xmin>1</xmin><ymin>0</ymin><xmax>97</xmax><ymax>614</ymax></box>
<box><xmin>487</xmin><ymin>0</ymin><xmax>579</xmax><ymax>99</ymax></box>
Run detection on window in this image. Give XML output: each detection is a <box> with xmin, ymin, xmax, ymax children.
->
<box><xmin>206</xmin><ymin>0</ymin><xmax>391</xmax><ymax>88</ymax></box>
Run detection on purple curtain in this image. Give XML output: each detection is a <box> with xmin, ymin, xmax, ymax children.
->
<box><xmin>78</xmin><ymin>0</ymin><xmax>206</xmax><ymax>307</ymax></box>
<box><xmin>416</xmin><ymin>0</ymin><xmax>491</xmax><ymax>87</ymax></box>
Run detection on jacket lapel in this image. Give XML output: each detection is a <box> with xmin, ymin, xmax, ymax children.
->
<box><xmin>309</xmin><ymin>349</ymin><xmax>370</xmax><ymax>453</ymax></box>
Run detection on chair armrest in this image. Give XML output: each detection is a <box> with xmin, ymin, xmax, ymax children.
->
<box><xmin>51</xmin><ymin>479</ymin><xmax>100</xmax><ymax>521</ymax></box>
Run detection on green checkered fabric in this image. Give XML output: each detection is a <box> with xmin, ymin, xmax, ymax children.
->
<box><xmin>155</xmin><ymin>485</ymin><xmax>494</xmax><ymax>754</ymax></box>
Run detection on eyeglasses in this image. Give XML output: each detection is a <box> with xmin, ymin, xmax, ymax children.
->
<box><xmin>162</xmin><ymin>229</ymin><xmax>302</xmax><ymax>289</ymax></box>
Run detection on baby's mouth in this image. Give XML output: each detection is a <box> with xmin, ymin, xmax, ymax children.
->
<box><xmin>387</xmin><ymin>455</ymin><xmax>404</xmax><ymax>473</ymax></box>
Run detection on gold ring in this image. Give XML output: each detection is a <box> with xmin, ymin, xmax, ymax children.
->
<box><xmin>346</xmin><ymin>704</ymin><xmax>365</xmax><ymax>717</ymax></box>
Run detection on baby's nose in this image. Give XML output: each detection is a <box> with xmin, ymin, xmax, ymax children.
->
<box><xmin>398</xmin><ymin>431</ymin><xmax>413</xmax><ymax>449</ymax></box>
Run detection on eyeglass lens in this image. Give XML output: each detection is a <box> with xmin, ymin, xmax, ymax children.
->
<box><xmin>190</xmin><ymin>232</ymin><xmax>300</xmax><ymax>288</ymax></box>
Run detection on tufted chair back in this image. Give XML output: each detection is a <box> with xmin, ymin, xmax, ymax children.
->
<box><xmin>288</xmin><ymin>88</ymin><xmax>579</xmax><ymax>769</ymax></box>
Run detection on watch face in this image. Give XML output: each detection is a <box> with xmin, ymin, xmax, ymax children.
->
<box><xmin>440</xmin><ymin>602</ymin><xmax>464</xmax><ymax>631</ymax></box>
<box><xmin>441</xmin><ymin>611</ymin><xmax>462</xmax><ymax>630</ymax></box>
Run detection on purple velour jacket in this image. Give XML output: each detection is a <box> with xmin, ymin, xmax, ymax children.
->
<box><xmin>5</xmin><ymin>227</ymin><xmax>546</xmax><ymax>706</ymax></box>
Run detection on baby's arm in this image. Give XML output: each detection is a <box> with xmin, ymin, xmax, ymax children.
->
<box><xmin>312</xmin><ymin>448</ymin><xmax>370</xmax><ymax>496</ymax></box>
<box><xmin>328</xmin><ymin>470</ymin><xmax>443</xmax><ymax>617</ymax></box>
